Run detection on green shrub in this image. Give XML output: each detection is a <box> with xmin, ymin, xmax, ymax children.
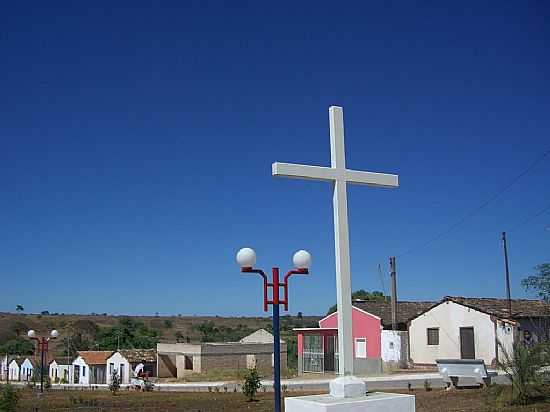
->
<box><xmin>242</xmin><ymin>368</ymin><xmax>262</xmax><ymax>402</ymax></box>
<box><xmin>109</xmin><ymin>370</ymin><xmax>120</xmax><ymax>396</ymax></box>
<box><xmin>497</xmin><ymin>340</ymin><xmax>550</xmax><ymax>405</ymax></box>
<box><xmin>0</xmin><ymin>385</ymin><xmax>20</xmax><ymax>412</ymax></box>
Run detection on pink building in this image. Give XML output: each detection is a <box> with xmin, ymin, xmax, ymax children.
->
<box><xmin>294</xmin><ymin>306</ymin><xmax>383</xmax><ymax>375</ymax></box>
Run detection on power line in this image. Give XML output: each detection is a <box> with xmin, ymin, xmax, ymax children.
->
<box><xmin>398</xmin><ymin>148</ymin><xmax>550</xmax><ymax>257</ymax></box>
<box><xmin>508</xmin><ymin>200</ymin><xmax>550</xmax><ymax>233</ymax></box>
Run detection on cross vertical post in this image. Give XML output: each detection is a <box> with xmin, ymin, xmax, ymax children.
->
<box><xmin>329</xmin><ymin>106</ymin><xmax>354</xmax><ymax>376</ymax></box>
<box><xmin>273</xmin><ymin>106</ymin><xmax>399</xmax><ymax>380</ymax></box>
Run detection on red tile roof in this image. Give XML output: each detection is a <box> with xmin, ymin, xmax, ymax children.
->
<box><xmin>78</xmin><ymin>351</ymin><xmax>113</xmax><ymax>365</ymax></box>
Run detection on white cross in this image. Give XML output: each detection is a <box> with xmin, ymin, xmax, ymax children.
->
<box><xmin>273</xmin><ymin>106</ymin><xmax>399</xmax><ymax>376</ymax></box>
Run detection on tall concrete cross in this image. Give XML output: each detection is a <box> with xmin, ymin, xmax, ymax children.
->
<box><xmin>273</xmin><ymin>106</ymin><xmax>399</xmax><ymax>376</ymax></box>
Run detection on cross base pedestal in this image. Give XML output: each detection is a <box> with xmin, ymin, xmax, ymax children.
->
<box><xmin>284</xmin><ymin>392</ymin><xmax>415</xmax><ymax>412</ymax></box>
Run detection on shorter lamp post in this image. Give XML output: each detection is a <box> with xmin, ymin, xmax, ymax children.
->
<box><xmin>236</xmin><ymin>247</ymin><xmax>311</xmax><ymax>412</ymax></box>
<box><xmin>28</xmin><ymin>329</ymin><xmax>59</xmax><ymax>393</ymax></box>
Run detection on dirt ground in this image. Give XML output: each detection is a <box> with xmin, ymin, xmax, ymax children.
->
<box><xmin>15</xmin><ymin>386</ymin><xmax>550</xmax><ymax>412</ymax></box>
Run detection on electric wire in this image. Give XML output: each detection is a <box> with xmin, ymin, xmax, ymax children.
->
<box><xmin>397</xmin><ymin>148</ymin><xmax>550</xmax><ymax>257</ymax></box>
<box><xmin>508</xmin><ymin>200</ymin><xmax>550</xmax><ymax>233</ymax></box>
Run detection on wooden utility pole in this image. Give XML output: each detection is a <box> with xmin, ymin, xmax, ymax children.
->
<box><xmin>390</xmin><ymin>256</ymin><xmax>397</xmax><ymax>330</ymax></box>
<box><xmin>502</xmin><ymin>232</ymin><xmax>512</xmax><ymax>315</ymax></box>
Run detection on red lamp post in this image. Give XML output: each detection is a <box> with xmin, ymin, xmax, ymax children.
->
<box><xmin>236</xmin><ymin>248</ymin><xmax>311</xmax><ymax>412</ymax></box>
<box><xmin>27</xmin><ymin>329</ymin><xmax>58</xmax><ymax>393</ymax></box>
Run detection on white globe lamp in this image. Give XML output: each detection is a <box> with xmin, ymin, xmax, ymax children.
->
<box><xmin>293</xmin><ymin>250</ymin><xmax>312</xmax><ymax>269</ymax></box>
<box><xmin>27</xmin><ymin>330</ymin><xmax>36</xmax><ymax>338</ymax></box>
<box><xmin>50</xmin><ymin>329</ymin><xmax>59</xmax><ymax>339</ymax></box>
<box><xmin>236</xmin><ymin>247</ymin><xmax>256</xmax><ymax>269</ymax></box>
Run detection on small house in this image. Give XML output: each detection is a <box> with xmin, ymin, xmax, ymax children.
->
<box><xmin>0</xmin><ymin>355</ymin><xmax>7</xmax><ymax>381</ymax></box>
<box><xmin>294</xmin><ymin>301</ymin><xmax>433</xmax><ymax>374</ymax></box>
<box><xmin>106</xmin><ymin>349</ymin><xmax>156</xmax><ymax>384</ymax></box>
<box><xmin>20</xmin><ymin>358</ymin><xmax>35</xmax><ymax>382</ymax></box>
<box><xmin>72</xmin><ymin>351</ymin><xmax>112</xmax><ymax>385</ymax></box>
<box><xmin>408</xmin><ymin>296</ymin><xmax>550</xmax><ymax>367</ymax></box>
<box><xmin>8</xmin><ymin>359</ymin><xmax>20</xmax><ymax>381</ymax></box>
<box><xmin>157</xmin><ymin>329</ymin><xmax>286</xmax><ymax>379</ymax></box>
<box><xmin>49</xmin><ymin>358</ymin><xmax>73</xmax><ymax>383</ymax></box>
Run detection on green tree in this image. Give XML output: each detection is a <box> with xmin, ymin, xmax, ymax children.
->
<box><xmin>326</xmin><ymin>290</ymin><xmax>389</xmax><ymax>315</ymax></box>
<box><xmin>522</xmin><ymin>263</ymin><xmax>550</xmax><ymax>302</ymax></box>
<box><xmin>9</xmin><ymin>321</ymin><xmax>28</xmax><ymax>337</ymax></box>
<box><xmin>196</xmin><ymin>321</ymin><xmax>218</xmax><ymax>342</ymax></box>
<box><xmin>164</xmin><ymin>319</ymin><xmax>173</xmax><ymax>329</ymax></box>
<box><xmin>98</xmin><ymin>318</ymin><xmax>159</xmax><ymax>350</ymax></box>
<box><xmin>242</xmin><ymin>367</ymin><xmax>262</xmax><ymax>401</ymax></box>
<box><xmin>0</xmin><ymin>385</ymin><xmax>19</xmax><ymax>412</ymax></box>
<box><xmin>109</xmin><ymin>369</ymin><xmax>120</xmax><ymax>395</ymax></box>
<box><xmin>0</xmin><ymin>338</ymin><xmax>34</xmax><ymax>356</ymax></box>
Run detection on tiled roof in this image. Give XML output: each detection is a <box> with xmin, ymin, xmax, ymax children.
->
<box><xmin>353</xmin><ymin>300</ymin><xmax>435</xmax><ymax>326</ymax></box>
<box><xmin>118</xmin><ymin>349</ymin><xmax>156</xmax><ymax>363</ymax></box>
<box><xmin>78</xmin><ymin>351</ymin><xmax>113</xmax><ymax>365</ymax></box>
<box><xmin>443</xmin><ymin>296</ymin><xmax>550</xmax><ymax>319</ymax></box>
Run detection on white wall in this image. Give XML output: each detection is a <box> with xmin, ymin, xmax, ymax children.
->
<box><xmin>8</xmin><ymin>361</ymin><xmax>19</xmax><ymax>381</ymax></box>
<box><xmin>49</xmin><ymin>361</ymin><xmax>58</xmax><ymax>381</ymax></box>
<box><xmin>20</xmin><ymin>359</ymin><xmax>34</xmax><ymax>382</ymax></box>
<box><xmin>106</xmin><ymin>352</ymin><xmax>130</xmax><ymax>385</ymax></box>
<box><xmin>72</xmin><ymin>356</ymin><xmax>90</xmax><ymax>385</ymax></box>
<box><xmin>381</xmin><ymin>330</ymin><xmax>401</xmax><ymax>363</ymax></box>
<box><xmin>496</xmin><ymin>319</ymin><xmax>516</xmax><ymax>363</ymax></box>
<box><xmin>409</xmin><ymin>301</ymin><xmax>497</xmax><ymax>365</ymax></box>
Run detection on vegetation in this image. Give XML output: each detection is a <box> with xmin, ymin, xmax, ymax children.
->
<box><xmin>109</xmin><ymin>370</ymin><xmax>120</xmax><ymax>395</ymax></box>
<box><xmin>522</xmin><ymin>263</ymin><xmax>550</xmax><ymax>302</ymax></box>
<box><xmin>242</xmin><ymin>368</ymin><xmax>262</xmax><ymax>402</ymax></box>
<box><xmin>0</xmin><ymin>385</ymin><xmax>19</xmax><ymax>412</ymax></box>
<box><xmin>98</xmin><ymin>318</ymin><xmax>160</xmax><ymax>350</ymax></box>
<box><xmin>195</xmin><ymin>321</ymin><xmax>255</xmax><ymax>342</ymax></box>
<box><xmin>327</xmin><ymin>289</ymin><xmax>389</xmax><ymax>314</ymax></box>
<box><xmin>497</xmin><ymin>340</ymin><xmax>550</xmax><ymax>405</ymax></box>
<box><xmin>164</xmin><ymin>319</ymin><xmax>173</xmax><ymax>329</ymax></box>
<box><xmin>0</xmin><ymin>338</ymin><xmax>34</xmax><ymax>356</ymax></box>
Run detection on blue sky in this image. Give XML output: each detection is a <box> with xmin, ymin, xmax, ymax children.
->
<box><xmin>1</xmin><ymin>1</ymin><xmax>549</xmax><ymax>316</ymax></box>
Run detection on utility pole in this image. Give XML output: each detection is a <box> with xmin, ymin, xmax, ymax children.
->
<box><xmin>502</xmin><ymin>232</ymin><xmax>512</xmax><ymax>315</ymax></box>
<box><xmin>390</xmin><ymin>256</ymin><xmax>398</xmax><ymax>330</ymax></box>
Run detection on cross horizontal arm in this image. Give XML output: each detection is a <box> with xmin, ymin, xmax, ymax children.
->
<box><xmin>345</xmin><ymin>169</ymin><xmax>399</xmax><ymax>188</ymax></box>
<box><xmin>272</xmin><ymin>162</ymin><xmax>338</xmax><ymax>182</ymax></box>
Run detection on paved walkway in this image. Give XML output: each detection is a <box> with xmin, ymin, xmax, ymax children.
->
<box><xmin>7</xmin><ymin>371</ymin><xmax>509</xmax><ymax>393</ymax></box>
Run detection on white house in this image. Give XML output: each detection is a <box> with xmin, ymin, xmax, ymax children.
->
<box><xmin>106</xmin><ymin>352</ymin><xmax>130</xmax><ymax>385</ymax></box>
<box><xmin>0</xmin><ymin>355</ymin><xmax>7</xmax><ymax>381</ymax></box>
<box><xmin>49</xmin><ymin>359</ymin><xmax>72</xmax><ymax>383</ymax></box>
<box><xmin>72</xmin><ymin>351</ymin><xmax>112</xmax><ymax>385</ymax></box>
<box><xmin>8</xmin><ymin>359</ymin><xmax>20</xmax><ymax>381</ymax></box>
<box><xmin>106</xmin><ymin>349</ymin><xmax>157</xmax><ymax>384</ymax></box>
<box><xmin>409</xmin><ymin>297</ymin><xmax>524</xmax><ymax>366</ymax></box>
<box><xmin>20</xmin><ymin>358</ymin><xmax>35</xmax><ymax>382</ymax></box>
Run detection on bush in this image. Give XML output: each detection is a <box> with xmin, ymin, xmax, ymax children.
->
<box><xmin>0</xmin><ymin>385</ymin><xmax>20</xmax><ymax>412</ymax></box>
<box><xmin>109</xmin><ymin>370</ymin><xmax>120</xmax><ymax>395</ymax></box>
<box><xmin>497</xmin><ymin>340</ymin><xmax>550</xmax><ymax>405</ymax></box>
<box><xmin>242</xmin><ymin>368</ymin><xmax>262</xmax><ymax>402</ymax></box>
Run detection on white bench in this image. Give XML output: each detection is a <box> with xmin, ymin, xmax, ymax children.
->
<box><xmin>436</xmin><ymin>359</ymin><xmax>493</xmax><ymax>388</ymax></box>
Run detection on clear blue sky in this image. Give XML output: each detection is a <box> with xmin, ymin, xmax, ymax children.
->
<box><xmin>1</xmin><ymin>1</ymin><xmax>549</xmax><ymax>316</ymax></box>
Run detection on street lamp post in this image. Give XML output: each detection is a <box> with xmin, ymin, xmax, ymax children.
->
<box><xmin>236</xmin><ymin>248</ymin><xmax>311</xmax><ymax>412</ymax></box>
<box><xmin>27</xmin><ymin>329</ymin><xmax>58</xmax><ymax>393</ymax></box>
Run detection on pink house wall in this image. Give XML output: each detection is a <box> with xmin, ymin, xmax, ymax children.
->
<box><xmin>319</xmin><ymin>307</ymin><xmax>382</xmax><ymax>358</ymax></box>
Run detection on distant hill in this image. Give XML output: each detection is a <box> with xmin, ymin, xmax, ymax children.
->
<box><xmin>0</xmin><ymin>312</ymin><xmax>321</xmax><ymax>358</ymax></box>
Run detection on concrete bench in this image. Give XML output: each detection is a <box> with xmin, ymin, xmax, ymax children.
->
<box><xmin>436</xmin><ymin>359</ymin><xmax>494</xmax><ymax>388</ymax></box>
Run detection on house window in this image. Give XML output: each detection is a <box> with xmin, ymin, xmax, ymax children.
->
<box><xmin>355</xmin><ymin>338</ymin><xmax>367</xmax><ymax>359</ymax></box>
<box><xmin>82</xmin><ymin>366</ymin><xmax>86</xmax><ymax>377</ymax></box>
<box><xmin>109</xmin><ymin>363</ymin><xmax>114</xmax><ymax>375</ymax></box>
<box><xmin>120</xmin><ymin>364</ymin><xmax>124</xmax><ymax>382</ymax></box>
<box><xmin>389</xmin><ymin>341</ymin><xmax>394</xmax><ymax>349</ymax></box>
<box><xmin>427</xmin><ymin>328</ymin><xmax>439</xmax><ymax>345</ymax></box>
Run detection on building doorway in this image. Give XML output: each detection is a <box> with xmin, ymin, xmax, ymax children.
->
<box><xmin>460</xmin><ymin>327</ymin><xmax>475</xmax><ymax>359</ymax></box>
